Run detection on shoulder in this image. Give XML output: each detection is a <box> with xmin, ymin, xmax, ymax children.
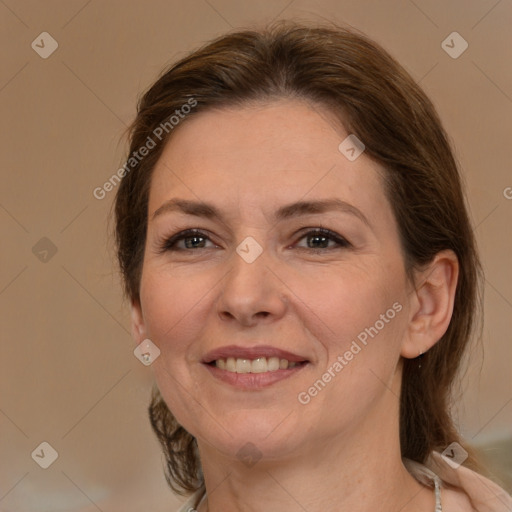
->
<box><xmin>441</xmin><ymin>485</ymin><xmax>476</xmax><ymax>512</ymax></box>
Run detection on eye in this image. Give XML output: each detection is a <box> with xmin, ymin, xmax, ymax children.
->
<box><xmin>157</xmin><ymin>229</ymin><xmax>217</xmax><ymax>252</ymax></box>
<box><xmin>294</xmin><ymin>228</ymin><xmax>351</xmax><ymax>251</ymax></box>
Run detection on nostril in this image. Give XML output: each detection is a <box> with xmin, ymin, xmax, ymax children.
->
<box><xmin>218</xmin><ymin>310</ymin><xmax>271</xmax><ymax>327</ymax></box>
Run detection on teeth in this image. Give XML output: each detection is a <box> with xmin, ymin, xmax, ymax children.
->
<box><xmin>226</xmin><ymin>357</ymin><xmax>236</xmax><ymax>372</ymax></box>
<box><xmin>251</xmin><ymin>357</ymin><xmax>267</xmax><ymax>373</ymax></box>
<box><xmin>214</xmin><ymin>356</ymin><xmax>301</xmax><ymax>373</ymax></box>
<box><xmin>268</xmin><ymin>357</ymin><xmax>280</xmax><ymax>371</ymax></box>
<box><xmin>236</xmin><ymin>358</ymin><xmax>252</xmax><ymax>373</ymax></box>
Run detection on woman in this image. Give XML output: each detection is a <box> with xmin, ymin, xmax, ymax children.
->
<box><xmin>114</xmin><ymin>20</ymin><xmax>512</xmax><ymax>511</ymax></box>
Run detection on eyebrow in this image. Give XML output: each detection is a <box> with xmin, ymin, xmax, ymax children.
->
<box><xmin>152</xmin><ymin>198</ymin><xmax>371</xmax><ymax>228</ymax></box>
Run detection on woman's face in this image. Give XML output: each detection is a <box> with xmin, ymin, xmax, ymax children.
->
<box><xmin>133</xmin><ymin>99</ymin><xmax>415</xmax><ymax>462</ymax></box>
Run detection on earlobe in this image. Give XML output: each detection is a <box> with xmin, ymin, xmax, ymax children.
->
<box><xmin>400</xmin><ymin>250</ymin><xmax>459</xmax><ymax>359</ymax></box>
<box><xmin>130</xmin><ymin>297</ymin><xmax>146</xmax><ymax>344</ymax></box>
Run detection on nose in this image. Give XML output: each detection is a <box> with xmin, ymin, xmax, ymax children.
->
<box><xmin>216</xmin><ymin>249</ymin><xmax>288</xmax><ymax>327</ymax></box>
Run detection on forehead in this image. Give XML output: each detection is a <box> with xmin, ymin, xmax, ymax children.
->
<box><xmin>148</xmin><ymin>99</ymin><xmax>390</xmax><ymax>224</ymax></box>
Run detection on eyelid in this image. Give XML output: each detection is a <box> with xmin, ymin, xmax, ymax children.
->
<box><xmin>155</xmin><ymin>228</ymin><xmax>217</xmax><ymax>254</ymax></box>
<box><xmin>292</xmin><ymin>226</ymin><xmax>351</xmax><ymax>250</ymax></box>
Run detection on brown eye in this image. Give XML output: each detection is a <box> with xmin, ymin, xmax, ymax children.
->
<box><xmin>295</xmin><ymin>228</ymin><xmax>351</xmax><ymax>251</ymax></box>
<box><xmin>159</xmin><ymin>229</ymin><xmax>216</xmax><ymax>252</ymax></box>
<box><xmin>181</xmin><ymin>235</ymin><xmax>208</xmax><ymax>249</ymax></box>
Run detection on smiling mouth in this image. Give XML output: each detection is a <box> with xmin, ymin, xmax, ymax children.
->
<box><xmin>208</xmin><ymin>356</ymin><xmax>308</xmax><ymax>374</ymax></box>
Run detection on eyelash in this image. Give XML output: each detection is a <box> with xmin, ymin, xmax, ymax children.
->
<box><xmin>157</xmin><ymin>227</ymin><xmax>351</xmax><ymax>253</ymax></box>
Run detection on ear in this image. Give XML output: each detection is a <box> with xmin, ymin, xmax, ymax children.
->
<box><xmin>400</xmin><ymin>250</ymin><xmax>459</xmax><ymax>359</ymax></box>
<box><xmin>130</xmin><ymin>296</ymin><xmax>147</xmax><ymax>345</ymax></box>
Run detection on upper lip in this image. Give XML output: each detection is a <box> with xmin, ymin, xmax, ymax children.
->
<box><xmin>202</xmin><ymin>345</ymin><xmax>309</xmax><ymax>364</ymax></box>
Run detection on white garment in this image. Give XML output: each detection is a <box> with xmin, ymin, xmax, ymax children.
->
<box><xmin>177</xmin><ymin>491</ymin><xmax>206</xmax><ymax>512</ymax></box>
<box><xmin>176</xmin><ymin>452</ymin><xmax>512</xmax><ymax>511</ymax></box>
<box><xmin>423</xmin><ymin>451</ymin><xmax>512</xmax><ymax>512</ymax></box>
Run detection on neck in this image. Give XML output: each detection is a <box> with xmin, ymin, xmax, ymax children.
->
<box><xmin>198</xmin><ymin>443</ymin><xmax>433</xmax><ymax>512</ymax></box>
<box><xmin>196</xmin><ymin>382</ymin><xmax>435</xmax><ymax>512</ymax></box>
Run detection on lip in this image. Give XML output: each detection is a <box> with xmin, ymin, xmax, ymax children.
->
<box><xmin>203</xmin><ymin>361</ymin><xmax>308</xmax><ymax>390</ymax></box>
<box><xmin>201</xmin><ymin>344</ymin><xmax>310</xmax><ymax>390</ymax></box>
<box><xmin>202</xmin><ymin>345</ymin><xmax>309</xmax><ymax>364</ymax></box>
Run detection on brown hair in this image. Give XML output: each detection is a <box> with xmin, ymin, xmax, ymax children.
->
<box><xmin>114</xmin><ymin>20</ymin><xmax>485</xmax><ymax>495</ymax></box>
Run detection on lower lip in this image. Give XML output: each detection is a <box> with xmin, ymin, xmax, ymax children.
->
<box><xmin>203</xmin><ymin>363</ymin><xmax>308</xmax><ymax>389</ymax></box>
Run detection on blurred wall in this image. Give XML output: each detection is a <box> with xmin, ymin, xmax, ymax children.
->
<box><xmin>1</xmin><ymin>1</ymin><xmax>511</xmax><ymax>510</ymax></box>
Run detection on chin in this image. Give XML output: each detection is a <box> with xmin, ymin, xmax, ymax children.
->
<box><xmin>193</xmin><ymin>412</ymin><xmax>305</xmax><ymax>461</ymax></box>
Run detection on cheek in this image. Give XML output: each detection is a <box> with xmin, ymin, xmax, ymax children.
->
<box><xmin>296</xmin><ymin>271</ymin><xmax>406</xmax><ymax>431</ymax></box>
<box><xmin>291</xmin><ymin>262</ymin><xmax>403</xmax><ymax>351</ymax></box>
<box><xmin>139</xmin><ymin>268</ymin><xmax>207</xmax><ymax>352</ymax></box>
<box><xmin>139</xmin><ymin>269</ymin><xmax>212</xmax><ymax>423</ymax></box>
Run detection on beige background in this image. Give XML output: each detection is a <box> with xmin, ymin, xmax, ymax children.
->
<box><xmin>1</xmin><ymin>0</ymin><xmax>511</xmax><ymax>510</ymax></box>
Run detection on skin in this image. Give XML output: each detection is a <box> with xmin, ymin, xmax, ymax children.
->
<box><xmin>131</xmin><ymin>98</ymin><xmax>464</xmax><ymax>511</ymax></box>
